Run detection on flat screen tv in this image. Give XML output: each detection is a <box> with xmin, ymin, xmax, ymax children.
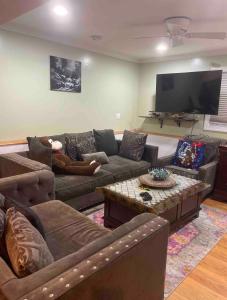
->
<box><xmin>155</xmin><ymin>70</ymin><xmax>222</xmax><ymax>115</ymax></box>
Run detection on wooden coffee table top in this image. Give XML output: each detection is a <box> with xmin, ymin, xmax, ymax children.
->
<box><xmin>97</xmin><ymin>174</ymin><xmax>205</xmax><ymax>215</ymax></box>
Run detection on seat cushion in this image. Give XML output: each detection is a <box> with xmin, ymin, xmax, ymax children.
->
<box><xmin>55</xmin><ymin>170</ymin><xmax>114</xmax><ymax>200</ymax></box>
<box><xmin>31</xmin><ymin>201</ymin><xmax>110</xmax><ymax>260</ymax></box>
<box><xmin>102</xmin><ymin>155</ymin><xmax>150</xmax><ymax>181</ymax></box>
<box><xmin>166</xmin><ymin>165</ymin><xmax>199</xmax><ymax>179</ymax></box>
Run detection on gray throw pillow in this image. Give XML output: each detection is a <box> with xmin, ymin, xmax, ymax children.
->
<box><xmin>66</xmin><ymin>131</ymin><xmax>96</xmax><ymax>159</ymax></box>
<box><xmin>93</xmin><ymin>129</ymin><xmax>118</xmax><ymax>156</ymax></box>
<box><xmin>28</xmin><ymin>137</ymin><xmax>52</xmax><ymax>167</ymax></box>
<box><xmin>82</xmin><ymin>152</ymin><xmax>110</xmax><ymax>164</ymax></box>
<box><xmin>119</xmin><ymin>130</ymin><xmax>147</xmax><ymax>161</ymax></box>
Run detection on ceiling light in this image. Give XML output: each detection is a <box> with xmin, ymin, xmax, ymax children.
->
<box><xmin>156</xmin><ymin>43</ymin><xmax>168</xmax><ymax>52</ymax></box>
<box><xmin>53</xmin><ymin>5</ymin><xmax>68</xmax><ymax>16</ymax></box>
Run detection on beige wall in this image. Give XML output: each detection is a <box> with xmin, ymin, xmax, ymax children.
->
<box><xmin>0</xmin><ymin>29</ymin><xmax>139</xmax><ymax>141</ymax></box>
<box><xmin>137</xmin><ymin>56</ymin><xmax>227</xmax><ymax>139</ymax></box>
<box><xmin>2</xmin><ymin>28</ymin><xmax>227</xmax><ymax>142</ymax></box>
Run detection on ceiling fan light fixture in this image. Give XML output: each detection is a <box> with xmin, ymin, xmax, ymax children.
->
<box><xmin>53</xmin><ymin>5</ymin><xmax>68</xmax><ymax>16</ymax></box>
<box><xmin>156</xmin><ymin>42</ymin><xmax>168</xmax><ymax>52</ymax></box>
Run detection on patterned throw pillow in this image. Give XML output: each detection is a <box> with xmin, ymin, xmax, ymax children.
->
<box><xmin>66</xmin><ymin>131</ymin><xmax>97</xmax><ymax>160</ymax></box>
<box><xmin>66</xmin><ymin>139</ymin><xmax>78</xmax><ymax>160</ymax></box>
<box><xmin>119</xmin><ymin>130</ymin><xmax>147</xmax><ymax>161</ymax></box>
<box><xmin>173</xmin><ymin>140</ymin><xmax>206</xmax><ymax>170</ymax></box>
<box><xmin>5</xmin><ymin>208</ymin><xmax>54</xmax><ymax>278</ymax></box>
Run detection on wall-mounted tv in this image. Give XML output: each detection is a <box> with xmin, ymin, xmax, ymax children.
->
<box><xmin>155</xmin><ymin>70</ymin><xmax>222</xmax><ymax>115</ymax></box>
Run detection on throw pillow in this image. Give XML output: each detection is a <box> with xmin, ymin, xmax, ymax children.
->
<box><xmin>93</xmin><ymin>129</ymin><xmax>118</xmax><ymax>156</ymax></box>
<box><xmin>5</xmin><ymin>207</ymin><xmax>54</xmax><ymax>278</ymax></box>
<box><xmin>119</xmin><ymin>130</ymin><xmax>147</xmax><ymax>161</ymax></box>
<box><xmin>27</xmin><ymin>137</ymin><xmax>52</xmax><ymax>167</ymax></box>
<box><xmin>4</xmin><ymin>197</ymin><xmax>46</xmax><ymax>239</ymax></box>
<box><xmin>173</xmin><ymin>139</ymin><xmax>206</xmax><ymax>170</ymax></box>
<box><xmin>66</xmin><ymin>139</ymin><xmax>78</xmax><ymax>161</ymax></box>
<box><xmin>184</xmin><ymin>135</ymin><xmax>221</xmax><ymax>165</ymax></box>
<box><xmin>66</xmin><ymin>131</ymin><xmax>96</xmax><ymax>159</ymax></box>
<box><xmin>82</xmin><ymin>151</ymin><xmax>110</xmax><ymax>165</ymax></box>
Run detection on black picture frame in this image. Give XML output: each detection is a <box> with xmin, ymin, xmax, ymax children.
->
<box><xmin>50</xmin><ymin>55</ymin><xmax>81</xmax><ymax>93</ymax></box>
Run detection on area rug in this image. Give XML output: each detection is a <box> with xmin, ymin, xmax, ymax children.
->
<box><xmin>87</xmin><ymin>204</ymin><xmax>227</xmax><ymax>298</ymax></box>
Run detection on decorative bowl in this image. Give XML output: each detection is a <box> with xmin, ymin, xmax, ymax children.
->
<box><xmin>148</xmin><ymin>168</ymin><xmax>171</xmax><ymax>181</ymax></box>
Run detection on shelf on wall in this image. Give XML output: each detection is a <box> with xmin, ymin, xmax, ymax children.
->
<box><xmin>139</xmin><ymin>115</ymin><xmax>199</xmax><ymax>128</ymax></box>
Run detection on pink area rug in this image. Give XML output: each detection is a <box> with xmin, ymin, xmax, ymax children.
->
<box><xmin>87</xmin><ymin>204</ymin><xmax>227</xmax><ymax>298</ymax></box>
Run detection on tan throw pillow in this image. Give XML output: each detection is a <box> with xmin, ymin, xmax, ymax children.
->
<box><xmin>5</xmin><ymin>207</ymin><xmax>54</xmax><ymax>278</ymax></box>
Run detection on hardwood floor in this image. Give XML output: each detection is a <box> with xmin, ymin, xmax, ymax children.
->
<box><xmin>168</xmin><ymin>198</ymin><xmax>227</xmax><ymax>300</ymax></box>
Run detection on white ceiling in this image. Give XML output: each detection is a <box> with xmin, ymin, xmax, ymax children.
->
<box><xmin>1</xmin><ymin>0</ymin><xmax>227</xmax><ymax>62</ymax></box>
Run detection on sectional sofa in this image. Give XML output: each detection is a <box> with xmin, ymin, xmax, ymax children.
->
<box><xmin>0</xmin><ymin>132</ymin><xmax>158</xmax><ymax>210</ymax></box>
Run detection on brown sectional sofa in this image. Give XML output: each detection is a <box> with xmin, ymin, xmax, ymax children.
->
<box><xmin>1</xmin><ymin>132</ymin><xmax>158</xmax><ymax>210</ymax></box>
<box><xmin>0</xmin><ymin>199</ymin><xmax>169</xmax><ymax>300</ymax></box>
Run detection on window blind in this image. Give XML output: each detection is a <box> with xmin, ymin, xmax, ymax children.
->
<box><xmin>210</xmin><ymin>71</ymin><xmax>227</xmax><ymax>124</ymax></box>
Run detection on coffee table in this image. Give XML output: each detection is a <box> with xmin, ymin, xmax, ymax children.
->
<box><xmin>97</xmin><ymin>174</ymin><xmax>208</xmax><ymax>232</ymax></box>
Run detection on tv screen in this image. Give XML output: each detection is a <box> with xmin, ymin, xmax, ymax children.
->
<box><xmin>155</xmin><ymin>70</ymin><xmax>222</xmax><ymax>115</ymax></box>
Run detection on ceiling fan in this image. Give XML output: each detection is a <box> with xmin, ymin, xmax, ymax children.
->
<box><xmin>134</xmin><ymin>16</ymin><xmax>226</xmax><ymax>47</ymax></box>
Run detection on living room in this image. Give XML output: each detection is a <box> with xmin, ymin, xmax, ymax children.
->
<box><xmin>0</xmin><ymin>1</ymin><xmax>227</xmax><ymax>299</ymax></box>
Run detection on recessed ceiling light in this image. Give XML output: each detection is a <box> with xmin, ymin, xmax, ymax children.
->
<box><xmin>53</xmin><ymin>5</ymin><xmax>68</xmax><ymax>16</ymax></box>
<box><xmin>156</xmin><ymin>43</ymin><xmax>168</xmax><ymax>52</ymax></box>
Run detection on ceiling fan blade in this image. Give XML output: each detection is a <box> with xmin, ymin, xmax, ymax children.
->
<box><xmin>172</xmin><ymin>38</ymin><xmax>184</xmax><ymax>47</ymax></box>
<box><xmin>186</xmin><ymin>32</ymin><xmax>226</xmax><ymax>40</ymax></box>
<box><xmin>133</xmin><ymin>35</ymin><xmax>168</xmax><ymax>39</ymax></box>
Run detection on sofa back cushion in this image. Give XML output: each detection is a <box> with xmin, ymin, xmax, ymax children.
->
<box><xmin>4</xmin><ymin>198</ymin><xmax>46</xmax><ymax>239</ymax></box>
<box><xmin>66</xmin><ymin>131</ymin><xmax>96</xmax><ymax>160</ymax></box>
<box><xmin>119</xmin><ymin>130</ymin><xmax>147</xmax><ymax>161</ymax></box>
<box><xmin>27</xmin><ymin>137</ymin><xmax>52</xmax><ymax>167</ymax></box>
<box><xmin>93</xmin><ymin>129</ymin><xmax>118</xmax><ymax>156</ymax></box>
<box><xmin>5</xmin><ymin>207</ymin><xmax>54</xmax><ymax>278</ymax></box>
<box><xmin>0</xmin><ymin>208</ymin><xmax>5</xmax><ymax>239</ymax></box>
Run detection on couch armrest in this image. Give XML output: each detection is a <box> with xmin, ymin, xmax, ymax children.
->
<box><xmin>1</xmin><ymin>212</ymin><xmax>169</xmax><ymax>300</ymax></box>
<box><xmin>142</xmin><ymin>144</ymin><xmax>159</xmax><ymax>166</ymax></box>
<box><xmin>199</xmin><ymin>160</ymin><xmax>218</xmax><ymax>193</ymax></box>
<box><xmin>0</xmin><ymin>170</ymin><xmax>55</xmax><ymax>206</ymax></box>
<box><xmin>0</xmin><ymin>153</ymin><xmax>50</xmax><ymax>178</ymax></box>
<box><xmin>157</xmin><ymin>154</ymin><xmax>174</xmax><ymax>167</ymax></box>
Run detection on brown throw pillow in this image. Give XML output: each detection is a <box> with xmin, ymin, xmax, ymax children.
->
<box><xmin>119</xmin><ymin>130</ymin><xmax>147</xmax><ymax>161</ymax></box>
<box><xmin>5</xmin><ymin>208</ymin><xmax>54</xmax><ymax>278</ymax></box>
<box><xmin>82</xmin><ymin>151</ymin><xmax>110</xmax><ymax>164</ymax></box>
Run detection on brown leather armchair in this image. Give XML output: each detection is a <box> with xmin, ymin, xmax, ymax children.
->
<box><xmin>0</xmin><ymin>200</ymin><xmax>169</xmax><ymax>300</ymax></box>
